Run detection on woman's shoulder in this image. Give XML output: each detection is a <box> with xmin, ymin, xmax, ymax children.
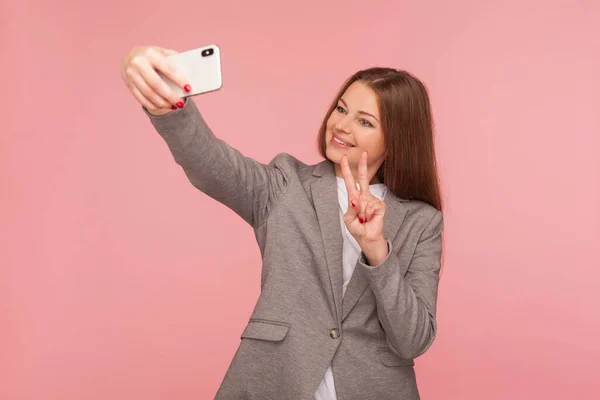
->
<box><xmin>268</xmin><ymin>153</ymin><xmax>329</xmax><ymax>179</ymax></box>
<box><xmin>401</xmin><ymin>199</ymin><xmax>443</xmax><ymax>231</ymax></box>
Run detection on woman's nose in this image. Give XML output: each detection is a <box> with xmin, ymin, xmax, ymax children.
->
<box><xmin>335</xmin><ymin>118</ymin><xmax>351</xmax><ymax>133</ymax></box>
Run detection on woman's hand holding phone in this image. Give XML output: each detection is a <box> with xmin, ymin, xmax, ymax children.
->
<box><xmin>120</xmin><ymin>46</ymin><xmax>191</xmax><ymax>115</ymax></box>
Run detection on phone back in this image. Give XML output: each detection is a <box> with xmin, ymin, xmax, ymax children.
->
<box><xmin>159</xmin><ymin>45</ymin><xmax>222</xmax><ymax>98</ymax></box>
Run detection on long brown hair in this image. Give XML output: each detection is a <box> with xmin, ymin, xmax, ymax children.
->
<box><xmin>317</xmin><ymin>68</ymin><xmax>443</xmax><ymax>213</ymax></box>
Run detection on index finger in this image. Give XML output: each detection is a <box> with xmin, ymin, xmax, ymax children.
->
<box><xmin>340</xmin><ymin>155</ymin><xmax>360</xmax><ymax>199</ymax></box>
<box><xmin>358</xmin><ymin>151</ymin><xmax>370</xmax><ymax>195</ymax></box>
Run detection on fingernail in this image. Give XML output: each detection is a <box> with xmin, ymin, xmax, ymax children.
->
<box><xmin>184</xmin><ymin>84</ymin><xmax>192</xmax><ymax>93</ymax></box>
<box><xmin>171</xmin><ymin>105</ymin><xmax>177</xmax><ymax>110</ymax></box>
<box><xmin>359</xmin><ymin>217</ymin><xmax>364</xmax><ymax>224</ymax></box>
<box><xmin>177</xmin><ymin>101</ymin><xmax>184</xmax><ymax>108</ymax></box>
<box><xmin>351</xmin><ymin>201</ymin><xmax>356</xmax><ymax>207</ymax></box>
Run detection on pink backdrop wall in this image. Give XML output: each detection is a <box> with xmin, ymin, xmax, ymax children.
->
<box><xmin>2</xmin><ymin>0</ymin><xmax>599</xmax><ymax>398</ymax></box>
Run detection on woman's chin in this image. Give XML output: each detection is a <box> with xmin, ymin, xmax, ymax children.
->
<box><xmin>327</xmin><ymin>146</ymin><xmax>356</xmax><ymax>163</ymax></box>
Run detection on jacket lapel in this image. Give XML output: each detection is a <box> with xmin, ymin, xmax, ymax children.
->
<box><xmin>341</xmin><ymin>190</ymin><xmax>409</xmax><ymax>322</ymax></box>
<box><xmin>311</xmin><ymin>161</ymin><xmax>344</xmax><ymax>323</ymax></box>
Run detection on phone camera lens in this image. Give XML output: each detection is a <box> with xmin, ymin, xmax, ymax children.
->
<box><xmin>201</xmin><ymin>48</ymin><xmax>214</xmax><ymax>57</ymax></box>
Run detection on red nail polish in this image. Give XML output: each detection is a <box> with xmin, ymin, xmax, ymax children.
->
<box><xmin>171</xmin><ymin>105</ymin><xmax>177</xmax><ymax>110</ymax></box>
<box><xmin>359</xmin><ymin>217</ymin><xmax>364</xmax><ymax>224</ymax></box>
<box><xmin>177</xmin><ymin>101</ymin><xmax>184</xmax><ymax>108</ymax></box>
<box><xmin>184</xmin><ymin>84</ymin><xmax>191</xmax><ymax>93</ymax></box>
<box><xmin>351</xmin><ymin>201</ymin><xmax>356</xmax><ymax>207</ymax></box>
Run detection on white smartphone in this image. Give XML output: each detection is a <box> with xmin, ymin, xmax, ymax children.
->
<box><xmin>158</xmin><ymin>44</ymin><xmax>222</xmax><ymax>98</ymax></box>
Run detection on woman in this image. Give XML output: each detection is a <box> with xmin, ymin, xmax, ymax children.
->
<box><xmin>120</xmin><ymin>46</ymin><xmax>444</xmax><ymax>400</ymax></box>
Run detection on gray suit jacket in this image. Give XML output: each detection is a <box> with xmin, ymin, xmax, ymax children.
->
<box><xmin>144</xmin><ymin>99</ymin><xmax>444</xmax><ymax>400</ymax></box>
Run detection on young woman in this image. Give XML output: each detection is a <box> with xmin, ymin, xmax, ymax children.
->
<box><xmin>121</xmin><ymin>46</ymin><xmax>444</xmax><ymax>400</ymax></box>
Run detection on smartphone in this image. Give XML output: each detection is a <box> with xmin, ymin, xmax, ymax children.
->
<box><xmin>158</xmin><ymin>44</ymin><xmax>222</xmax><ymax>98</ymax></box>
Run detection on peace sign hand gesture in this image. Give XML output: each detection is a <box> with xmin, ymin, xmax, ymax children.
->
<box><xmin>340</xmin><ymin>152</ymin><xmax>388</xmax><ymax>263</ymax></box>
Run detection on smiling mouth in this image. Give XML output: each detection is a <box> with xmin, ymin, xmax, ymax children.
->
<box><xmin>332</xmin><ymin>136</ymin><xmax>355</xmax><ymax>147</ymax></box>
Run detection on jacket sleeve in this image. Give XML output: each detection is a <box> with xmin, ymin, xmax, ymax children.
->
<box><xmin>143</xmin><ymin>99</ymin><xmax>291</xmax><ymax>228</ymax></box>
<box><xmin>357</xmin><ymin>210</ymin><xmax>444</xmax><ymax>359</ymax></box>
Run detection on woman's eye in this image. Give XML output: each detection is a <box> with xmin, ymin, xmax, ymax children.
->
<box><xmin>336</xmin><ymin>105</ymin><xmax>346</xmax><ymax>113</ymax></box>
<box><xmin>360</xmin><ymin>119</ymin><xmax>374</xmax><ymax>127</ymax></box>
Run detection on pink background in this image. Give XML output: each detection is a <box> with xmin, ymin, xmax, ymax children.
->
<box><xmin>2</xmin><ymin>0</ymin><xmax>599</xmax><ymax>399</ymax></box>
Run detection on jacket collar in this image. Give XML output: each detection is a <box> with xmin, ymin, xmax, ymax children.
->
<box><xmin>310</xmin><ymin>159</ymin><xmax>409</xmax><ymax>323</ymax></box>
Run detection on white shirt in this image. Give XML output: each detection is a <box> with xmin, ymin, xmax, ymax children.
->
<box><xmin>314</xmin><ymin>177</ymin><xmax>387</xmax><ymax>400</ymax></box>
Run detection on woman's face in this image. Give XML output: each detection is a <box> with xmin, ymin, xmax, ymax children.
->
<box><xmin>325</xmin><ymin>81</ymin><xmax>386</xmax><ymax>182</ymax></box>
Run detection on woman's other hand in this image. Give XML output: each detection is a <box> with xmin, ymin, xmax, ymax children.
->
<box><xmin>340</xmin><ymin>152</ymin><xmax>389</xmax><ymax>265</ymax></box>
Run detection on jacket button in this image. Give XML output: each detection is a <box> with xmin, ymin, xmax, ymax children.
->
<box><xmin>329</xmin><ymin>328</ymin><xmax>340</xmax><ymax>339</ymax></box>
